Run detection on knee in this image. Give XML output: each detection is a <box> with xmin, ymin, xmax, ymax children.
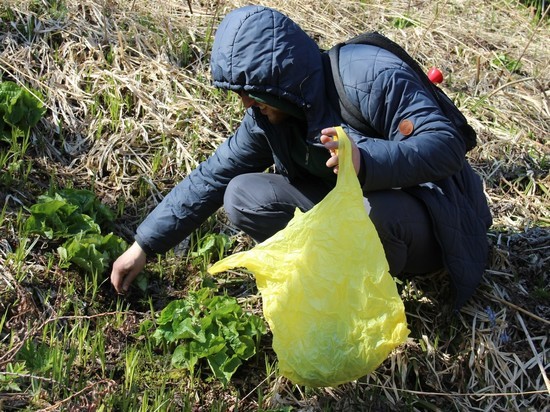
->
<box><xmin>365</xmin><ymin>190</ymin><xmax>443</xmax><ymax>275</ymax></box>
<box><xmin>223</xmin><ymin>175</ymin><xmax>248</xmax><ymax>226</ymax></box>
<box><xmin>223</xmin><ymin>173</ymin><xmax>277</xmax><ymax>228</ymax></box>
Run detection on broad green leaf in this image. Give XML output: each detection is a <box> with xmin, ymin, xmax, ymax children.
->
<box><xmin>156</xmin><ymin>300</ymin><xmax>188</xmax><ymax>325</ymax></box>
<box><xmin>207</xmin><ymin>351</ymin><xmax>242</xmax><ymax>387</ymax></box>
<box><xmin>0</xmin><ymin>81</ymin><xmax>45</xmax><ymax>132</ymax></box>
<box><xmin>25</xmin><ymin>190</ymin><xmax>117</xmax><ymax>241</ymax></box>
<box><xmin>191</xmin><ymin>235</ymin><xmax>216</xmax><ymax>256</ymax></box>
<box><xmin>189</xmin><ymin>335</ymin><xmax>225</xmax><ymax>359</ymax></box>
<box><xmin>232</xmin><ymin>335</ymin><xmax>255</xmax><ymax>360</ymax></box>
<box><xmin>172</xmin><ymin>317</ymin><xmax>205</xmax><ymax>343</ymax></box>
<box><xmin>190</xmin><ymin>233</ymin><xmax>232</xmax><ymax>259</ymax></box>
<box><xmin>99</xmin><ymin>232</ymin><xmax>127</xmax><ymax>259</ymax></box>
<box><xmin>200</xmin><ymin>312</ymin><xmax>214</xmax><ymax>331</ymax></box>
<box><xmin>57</xmin><ymin>188</ymin><xmax>115</xmax><ymax>227</ymax></box>
<box><xmin>172</xmin><ymin>344</ymin><xmax>197</xmax><ymax>370</ymax></box>
<box><xmin>5</xmin><ymin>87</ymin><xmax>46</xmax><ymax>130</ymax></box>
<box><xmin>218</xmin><ymin>320</ymin><xmax>239</xmax><ymax>342</ymax></box>
<box><xmin>208</xmin><ymin>296</ymin><xmax>242</xmax><ymax>316</ymax></box>
<box><xmin>0</xmin><ymin>82</ymin><xmax>23</xmax><ymax>115</ymax></box>
<box><xmin>135</xmin><ymin>272</ymin><xmax>149</xmax><ymax>292</ymax></box>
<box><xmin>243</xmin><ymin>315</ymin><xmax>268</xmax><ymax>337</ymax></box>
<box><xmin>64</xmin><ymin>214</ymin><xmax>101</xmax><ymax>237</ymax></box>
<box><xmin>189</xmin><ymin>288</ymin><xmax>213</xmax><ymax>306</ymax></box>
<box><xmin>29</xmin><ymin>197</ymin><xmax>74</xmax><ymax>215</ymax></box>
<box><xmin>152</xmin><ymin>325</ymin><xmax>173</xmax><ymax>343</ymax></box>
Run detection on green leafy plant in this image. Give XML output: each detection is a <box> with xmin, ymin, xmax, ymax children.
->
<box><xmin>0</xmin><ymin>81</ymin><xmax>46</xmax><ymax>182</ymax></box>
<box><xmin>0</xmin><ymin>362</ymin><xmax>29</xmax><ymax>392</ymax></box>
<box><xmin>391</xmin><ymin>16</ymin><xmax>416</xmax><ymax>29</ymax></box>
<box><xmin>491</xmin><ymin>52</ymin><xmax>522</xmax><ymax>74</ymax></box>
<box><xmin>58</xmin><ymin>232</ymin><xmax>126</xmax><ymax>273</ymax></box>
<box><xmin>0</xmin><ymin>81</ymin><xmax>46</xmax><ymax>141</ymax></box>
<box><xmin>153</xmin><ymin>288</ymin><xmax>267</xmax><ymax>387</ymax></box>
<box><xmin>191</xmin><ymin>232</ymin><xmax>232</xmax><ymax>261</ymax></box>
<box><xmin>25</xmin><ymin>188</ymin><xmax>115</xmax><ymax>238</ymax></box>
<box><xmin>26</xmin><ymin>197</ymin><xmax>99</xmax><ymax>240</ymax></box>
<box><xmin>15</xmin><ymin>340</ymin><xmax>54</xmax><ymax>374</ymax></box>
<box><xmin>25</xmin><ymin>188</ymin><xmax>126</xmax><ymax>274</ymax></box>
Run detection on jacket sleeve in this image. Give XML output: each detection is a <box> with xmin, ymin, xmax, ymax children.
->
<box><xmin>135</xmin><ymin>113</ymin><xmax>273</xmax><ymax>255</ymax></box>
<box><xmin>340</xmin><ymin>45</ymin><xmax>467</xmax><ymax>191</ymax></box>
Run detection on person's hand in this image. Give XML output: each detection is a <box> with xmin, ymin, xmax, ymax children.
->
<box><xmin>110</xmin><ymin>241</ymin><xmax>147</xmax><ymax>294</ymax></box>
<box><xmin>320</xmin><ymin>127</ymin><xmax>361</xmax><ymax>175</ymax></box>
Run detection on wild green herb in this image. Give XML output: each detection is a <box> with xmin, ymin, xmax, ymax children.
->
<box><xmin>15</xmin><ymin>340</ymin><xmax>54</xmax><ymax>374</ymax></box>
<box><xmin>26</xmin><ymin>188</ymin><xmax>116</xmax><ymax>238</ymax></box>
<box><xmin>27</xmin><ymin>196</ymin><xmax>97</xmax><ymax>239</ymax></box>
<box><xmin>25</xmin><ymin>188</ymin><xmax>126</xmax><ymax>274</ymax></box>
<box><xmin>492</xmin><ymin>52</ymin><xmax>522</xmax><ymax>74</ymax></box>
<box><xmin>190</xmin><ymin>232</ymin><xmax>232</xmax><ymax>267</ymax></box>
<box><xmin>57</xmin><ymin>232</ymin><xmax>126</xmax><ymax>273</ymax></box>
<box><xmin>0</xmin><ymin>81</ymin><xmax>46</xmax><ymax>142</ymax></box>
<box><xmin>0</xmin><ymin>362</ymin><xmax>29</xmax><ymax>392</ymax></box>
<box><xmin>0</xmin><ymin>81</ymin><xmax>46</xmax><ymax>182</ymax></box>
<box><xmin>152</xmin><ymin>288</ymin><xmax>267</xmax><ymax>387</ymax></box>
<box><xmin>391</xmin><ymin>16</ymin><xmax>416</xmax><ymax>29</ymax></box>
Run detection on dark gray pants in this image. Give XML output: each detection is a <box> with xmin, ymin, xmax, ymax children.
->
<box><xmin>223</xmin><ymin>173</ymin><xmax>443</xmax><ymax>276</ymax></box>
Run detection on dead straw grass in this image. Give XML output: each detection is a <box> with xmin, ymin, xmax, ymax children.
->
<box><xmin>1</xmin><ymin>0</ymin><xmax>548</xmax><ymax>410</ymax></box>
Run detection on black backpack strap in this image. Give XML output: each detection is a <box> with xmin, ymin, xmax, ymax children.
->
<box><xmin>346</xmin><ymin>32</ymin><xmax>448</xmax><ymax>114</ymax></box>
<box><xmin>329</xmin><ymin>31</ymin><xmax>477</xmax><ymax>151</ymax></box>
<box><xmin>327</xmin><ymin>45</ymin><xmax>380</xmax><ymax>136</ymax></box>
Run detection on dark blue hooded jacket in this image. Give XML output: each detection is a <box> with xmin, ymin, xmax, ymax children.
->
<box><xmin>135</xmin><ymin>5</ymin><xmax>492</xmax><ymax>308</ymax></box>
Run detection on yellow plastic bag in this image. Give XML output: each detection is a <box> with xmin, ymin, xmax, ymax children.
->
<box><xmin>208</xmin><ymin>127</ymin><xmax>409</xmax><ymax>387</ymax></box>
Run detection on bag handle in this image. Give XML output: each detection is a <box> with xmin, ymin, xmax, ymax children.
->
<box><xmin>333</xmin><ymin>126</ymin><xmax>356</xmax><ymax>187</ymax></box>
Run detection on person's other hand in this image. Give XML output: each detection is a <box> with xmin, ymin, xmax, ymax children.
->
<box><xmin>110</xmin><ymin>241</ymin><xmax>146</xmax><ymax>294</ymax></box>
<box><xmin>320</xmin><ymin>127</ymin><xmax>361</xmax><ymax>175</ymax></box>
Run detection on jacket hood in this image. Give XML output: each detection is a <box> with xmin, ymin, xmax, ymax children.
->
<box><xmin>210</xmin><ymin>5</ymin><xmax>340</xmax><ymax>140</ymax></box>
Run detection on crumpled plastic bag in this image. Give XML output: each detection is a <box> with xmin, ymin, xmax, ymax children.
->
<box><xmin>208</xmin><ymin>126</ymin><xmax>409</xmax><ymax>387</ymax></box>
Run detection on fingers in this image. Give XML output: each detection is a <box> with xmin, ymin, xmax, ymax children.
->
<box><xmin>321</xmin><ymin>127</ymin><xmax>339</xmax><ymax>173</ymax></box>
<box><xmin>320</xmin><ymin>127</ymin><xmax>338</xmax><ymax>150</ymax></box>
<box><xmin>325</xmin><ymin>154</ymin><xmax>339</xmax><ymax>173</ymax></box>
<box><xmin>121</xmin><ymin>267</ymin><xmax>140</xmax><ymax>294</ymax></box>
<box><xmin>321</xmin><ymin>127</ymin><xmax>337</xmax><ymax>136</ymax></box>
<box><xmin>110</xmin><ymin>242</ymin><xmax>146</xmax><ymax>294</ymax></box>
<box><xmin>111</xmin><ymin>258</ymin><xmax>134</xmax><ymax>294</ymax></box>
<box><xmin>321</xmin><ymin>128</ymin><xmax>362</xmax><ymax>176</ymax></box>
<box><xmin>320</xmin><ymin>135</ymin><xmax>338</xmax><ymax>151</ymax></box>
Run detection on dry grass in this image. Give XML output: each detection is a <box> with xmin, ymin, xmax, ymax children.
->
<box><xmin>0</xmin><ymin>0</ymin><xmax>549</xmax><ymax>411</ymax></box>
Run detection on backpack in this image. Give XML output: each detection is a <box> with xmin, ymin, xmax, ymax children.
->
<box><xmin>325</xmin><ymin>31</ymin><xmax>477</xmax><ymax>152</ymax></box>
